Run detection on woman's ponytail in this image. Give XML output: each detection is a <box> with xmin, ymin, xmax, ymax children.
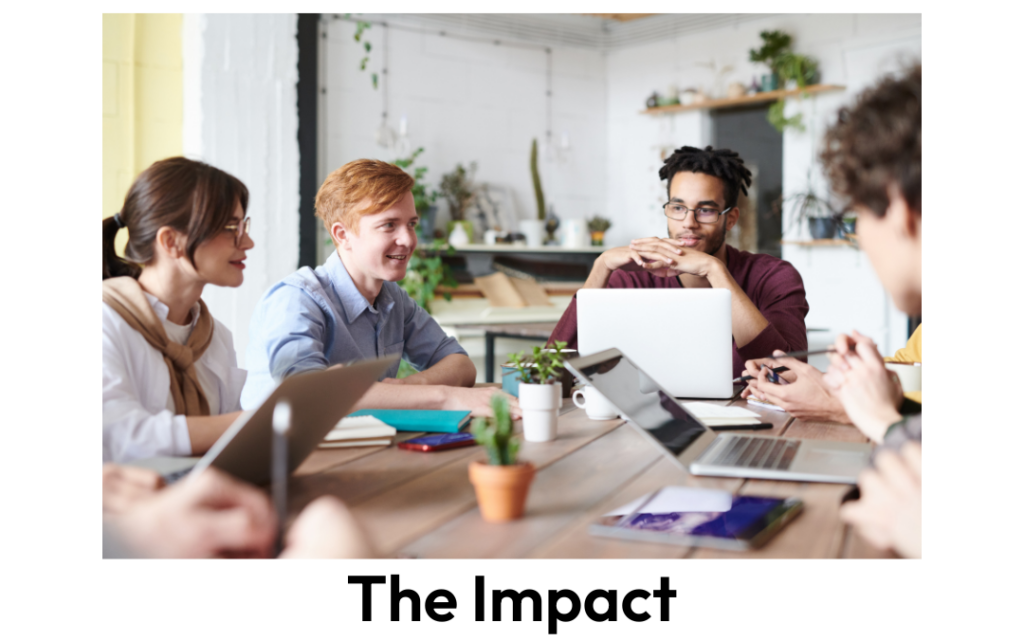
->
<box><xmin>102</xmin><ymin>213</ymin><xmax>141</xmax><ymax>280</ymax></box>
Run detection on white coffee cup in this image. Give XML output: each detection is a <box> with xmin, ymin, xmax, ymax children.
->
<box><xmin>884</xmin><ymin>362</ymin><xmax>922</xmax><ymax>393</ymax></box>
<box><xmin>572</xmin><ymin>386</ymin><xmax>619</xmax><ymax>420</ymax></box>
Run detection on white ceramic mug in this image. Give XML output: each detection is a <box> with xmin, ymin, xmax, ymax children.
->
<box><xmin>885</xmin><ymin>362</ymin><xmax>922</xmax><ymax>393</ymax></box>
<box><xmin>572</xmin><ymin>386</ymin><xmax>619</xmax><ymax>420</ymax></box>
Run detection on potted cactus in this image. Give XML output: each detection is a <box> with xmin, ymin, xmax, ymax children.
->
<box><xmin>508</xmin><ymin>341</ymin><xmax>568</xmax><ymax>442</ymax></box>
<box><xmin>468</xmin><ymin>395</ymin><xmax>535</xmax><ymax>522</ymax></box>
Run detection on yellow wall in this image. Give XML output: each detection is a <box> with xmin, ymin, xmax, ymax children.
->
<box><xmin>102</xmin><ymin>14</ymin><xmax>182</xmax><ymax>252</ymax></box>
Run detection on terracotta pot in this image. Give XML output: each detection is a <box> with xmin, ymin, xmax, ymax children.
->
<box><xmin>468</xmin><ymin>460</ymin><xmax>536</xmax><ymax>522</ymax></box>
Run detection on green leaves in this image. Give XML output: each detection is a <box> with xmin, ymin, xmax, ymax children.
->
<box><xmin>471</xmin><ymin>395</ymin><xmax>518</xmax><ymax>465</ymax></box>
<box><xmin>397</xmin><ymin>239</ymin><xmax>457</xmax><ymax>314</ymax></box>
<box><xmin>748</xmin><ymin>30</ymin><xmax>792</xmax><ymax>70</ymax></box>
<box><xmin>768</xmin><ymin>100</ymin><xmax>804</xmax><ymax>133</ymax></box>
<box><xmin>351</xmin><ymin>19</ymin><xmax>377</xmax><ymax>90</ymax></box>
<box><xmin>747</xmin><ymin>29</ymin><xmax>817</xmax><ymax>133</ymax></box>
<box><xmin>508</xmin><ymin>340</ymin><xmax>567</xmax><ymax>385</ymax></box>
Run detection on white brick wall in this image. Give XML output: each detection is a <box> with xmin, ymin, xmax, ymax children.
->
<box><xmin>183</xmin><ymin>14</ymin><xmax>300</xmax><ymax>367</ymax></box>
<box><xmin>322</xmin><ymin>17</ymin><xmax>608</xmax><ymax>243</ymax></box>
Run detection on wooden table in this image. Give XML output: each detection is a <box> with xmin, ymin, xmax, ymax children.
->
<box><xmin>290</xmin><ymin>397</ymin><xmax>891</xmax><ymax>558</ymax></box>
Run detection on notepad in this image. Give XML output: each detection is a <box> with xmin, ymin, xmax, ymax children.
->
<box><xmin>604</xmin><ymin>486</ymin><xmax>734</xmax><ymax>516</ymax></box>
<box><xmin>347</xmin><ymin>409</ymin><xmax>472</xmax><ymax>433</ymax></box>
<box><xmin>318</xmin><ymin>415</ymin><xmax>397</xmax><ymax>449</ymax></box>
<box><xmin>744</xmin><ymin>398</ymin><xmax>786</xmax><ymax>413</ymax></box>
<box><xmin>682</xmin><ymin>402</ymin><xmax>764</xmax><ymax>427</ymax></box>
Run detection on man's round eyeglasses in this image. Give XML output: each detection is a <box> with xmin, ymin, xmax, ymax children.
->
<box><xmin>223</xmin><ymin>217</ymin><xmax>251</xmax><ymax>247</ymax></box>
<box><xmin>663</xmin><ymin>202</ymin><xmax>732</xmax><ymax>223</ymax></box>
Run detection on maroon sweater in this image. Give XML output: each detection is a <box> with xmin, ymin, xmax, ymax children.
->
<box><xmin>549</xmin><ymin>245</ymin><xmax>809</xmax><ymax>378</ymax></box>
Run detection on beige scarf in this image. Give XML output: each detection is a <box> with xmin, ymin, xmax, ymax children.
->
<box><xmin>103</xmin><ymin>277</ymin><xmax>214</xmax><ymax>416</ymax></box>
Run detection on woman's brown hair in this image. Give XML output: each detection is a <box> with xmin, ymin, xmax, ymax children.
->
<box><xmin>102</xmin><ymin>157</ymin><xmax>249</xmax><ymax>280</ymax></box>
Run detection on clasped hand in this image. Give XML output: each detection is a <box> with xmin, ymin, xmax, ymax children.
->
<box><xmin>822</xmin><ymin>331</ymin><xmax>904</xmax><ymax>442</ymax></box>
<box><xmin>740</xmin><ymin>352</ymin><xmax>850</xmax><ymax>424</ymax></box>
<box><xmin>602</xmin><ymin>237</ymin><xmax>715</xmax><ymax>279</ymax></box>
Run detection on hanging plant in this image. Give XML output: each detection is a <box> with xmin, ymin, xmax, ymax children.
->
<box><xmin>347</xmin><ymin>14</ymin><xmax>377</xmax><ymax>89</ymax></box>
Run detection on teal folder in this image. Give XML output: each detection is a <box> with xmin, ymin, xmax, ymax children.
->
<box><xmin>347</xmin><ymin>409</ymin><xmax>472</xmax><ymax>433</ymax></box>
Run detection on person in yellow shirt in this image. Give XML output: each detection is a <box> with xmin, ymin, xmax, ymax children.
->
<box><xmin>885</xmin><ymin>324</ymin><xmax>922</xmax><ymax>404</ymax></box>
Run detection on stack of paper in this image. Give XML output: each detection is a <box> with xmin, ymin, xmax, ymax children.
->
<box><xmin>682</xmin><ymin>402</ymin><xmax>764</xmax><ymax>427</ymax></box>
<box><xmin>319</xmin><ymin>415</ymin><xmax>397</xmax><ymax>449</ymax></box>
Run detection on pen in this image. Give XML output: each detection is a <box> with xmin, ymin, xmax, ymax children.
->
<box><xmin>272</xmin><ymin>400</ymin><xmax>291</xmax><ymax>557</ymax></box>
<box><xmin>759</xmin><ymin>348</ymin><xmax>837</xmax><ymax>360</ymax></box>
<box><xmin>733</xmin><ymin>365</ymin><xmax>789</xmax><ymax>384</ymax></box>
<box><xmin>733</xmin><ymin>349</ymin><xmax>838</xmax><ymax>384</ymax></box>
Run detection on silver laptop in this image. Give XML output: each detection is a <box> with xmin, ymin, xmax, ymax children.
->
<box><xmin>565</xmin><ymin>348</ymin><xmax>872</xmax><ymax>484</ymax></box>
<box><xmin>577</xmin><ymin>288</ymin><xmax>733</xmax><ymax>398</ymax></box>
<box><xmin>135</xmin><ymin>355</ymin><xmax>398</xmax><ymax>485</ymax></box>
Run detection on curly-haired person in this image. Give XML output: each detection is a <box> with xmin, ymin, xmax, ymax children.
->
<box><xmin>818</xmin><ymin>64</ymin><xmax>922</xmax><ymax>558</ymax></box>
<box><xmin>548</xmin><ymin>145</ymin><xmax>809</xmax><ymax>377</ymax></box>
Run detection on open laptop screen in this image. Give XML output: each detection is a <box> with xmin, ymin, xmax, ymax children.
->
<box><xmin>573</xmin><ymin>352</ymin><xmax>708</xmax><ymax>455</ymax></box>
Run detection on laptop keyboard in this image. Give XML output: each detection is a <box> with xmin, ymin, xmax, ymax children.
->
<box><xmin>706</xmin><ymin>436</ymin><xmax>800</xmax><ymax>471</ymax></box>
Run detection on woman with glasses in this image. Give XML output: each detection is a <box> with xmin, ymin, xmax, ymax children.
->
<box><xmin>102</xmin><ymin>157</ymin><xmax>254</xmax><ymax>463</ymax></box>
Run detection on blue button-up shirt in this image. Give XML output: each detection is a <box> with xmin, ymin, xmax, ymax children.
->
<box><xmin>241</xmin><ymin>251</ymin><xmax>467</xmax><ymax>409</ymax></box>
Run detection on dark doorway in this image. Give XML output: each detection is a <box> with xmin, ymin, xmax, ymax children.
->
<box><xmin>713</xmin><ymin>105</ymin><xmax>783</xmax><ymax>257</ymax></box>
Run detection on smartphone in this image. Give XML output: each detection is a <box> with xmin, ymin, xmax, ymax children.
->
<box><xmin>590</xmin><ymin>495</ymin><xmax>803</xmax><ymax>551</ymax></box>
<box><xmin>398</xmin><ymin>432</ymin><xmax>476</xmax><ymax>452</ymax></box>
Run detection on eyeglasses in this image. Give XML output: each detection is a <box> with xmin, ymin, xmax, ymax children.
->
<box><xmin>663</xmin><ymin>202</ymin><xmax>732</xmax><ymax>223</ymax></box>
<box><xmin>223</xmin><ymin>217</ymin><xmax>251</xmax><ymax>247</ymax></box>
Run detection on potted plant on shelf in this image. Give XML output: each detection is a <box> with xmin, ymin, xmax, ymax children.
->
<box><xmin>439</xmin><ymin>162</ymin><xmax>477</xmax><ymax>244</ymax></box>
<box><xmin>519</xmin><ymin>139</ymin><xmax>546</xmax><ymax>247</ymax></box>
<box><xmin>508</xmin><ymin>341</ymin><xmax>568</xmax><ymax>442</ymax></box>
<box><xmin>749</xmin><ymin>30</ymin><xmax>819</xmax><ymax>132</ymax></box>
<box><xmin>468</xmin><ymin>394</ymin><xmax>535</xmax><ymax>523</ymax></box>
<box><xmin>748</xmin><ymin>30</ymin><xmax>791</xmax><ymax>92</ymax></box>
<box><xmin>394</xmin><ymin>146</ymin><xmax>439</xmax><ymax>241</ymax></box>
<box><xmin>587</xmin><ymin>216</ymin><xmax>612</xmax><ymax>246</ymax></box>
<box><xmin>775</xmin><ymin>173</ymin><xmax>846</xmax><ymax>241</ymax></box>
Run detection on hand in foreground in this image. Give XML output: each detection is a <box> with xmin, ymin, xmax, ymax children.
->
<box><xmin>102</xmin><ymin>464</ymin><xmax>165</xmax><ymax>514</ymax></box>
<box><xmin>840</xmin><ymin>442</ymin><xmax>922</xmax><ymax>558</ymax></box>
<box><xmin>822</xmin><ymin>331</ymin><xmax>903</xmax><ymax>442</ymax></box>
<box><xmin>110</xmin><ymin>468</ymin><xmax>276</xmax><ymax>558</ymax></box>
<box><xmin>280</xmin><ymin>496</ymin><xmax>375</xmax><ymax>558</ymax></box>
<box><xmin>442</xmin><ymin>386</ymin><xmax>522</xmax><ymax>419</ymax></box>
<box><xmin>741</xmin><ymin>353</ymin><xmax>850</xmax><ymax>424</ymax></box>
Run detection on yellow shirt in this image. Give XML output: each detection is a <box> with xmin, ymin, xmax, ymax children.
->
<box><xmin>885</xmin><ymin>324</ymin><xmax>922</xmax><ymax>403</ymax></box>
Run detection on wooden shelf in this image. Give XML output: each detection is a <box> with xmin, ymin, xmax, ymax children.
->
<box><xmin>641</xmin><ymin>84</ymin><xmax>846</xmax><ymax>115</ymax></box>
<box><xmin>453</xmin><ymin>244</ymin><xmax>602</xmax><ymax>254</ymax></box>
<box><xmin>781</xmin><ymin>239</ymin><xmax>855</xmax><ymax>247</ymax></box>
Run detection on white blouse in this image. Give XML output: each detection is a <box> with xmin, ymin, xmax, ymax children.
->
<box><xmin>102</xmin><ymin>292</ymin><xmax>247</xmax><ymax>463</ymax></box>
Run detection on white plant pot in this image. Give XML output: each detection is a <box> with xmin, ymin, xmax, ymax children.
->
<box><xmin>519</xmin><ymin>219</ymin><xmax>545</xmax><ymax>248</ymax></box>
<box><xmin>518</xmin><ymin>383</ymin><xmax>560</xmax><ymax>442</ymax></box>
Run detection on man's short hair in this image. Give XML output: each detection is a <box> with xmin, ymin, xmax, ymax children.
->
<box><xmin>658</xmin><ymin>145</ymin><xmax>752</xmax><ymax>209</ymax></box>
<box><xmin>820</xmin><ymin>64</ymin><xmax>921</xmax><ymax>217</ymax></box>
<box><xmin>315</xmin><ymin>159</ymin><xmax>414</xmax><ymax>235</ymax></box>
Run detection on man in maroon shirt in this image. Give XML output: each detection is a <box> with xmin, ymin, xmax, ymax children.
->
<box><xmin>548</xmin><ymin>145</ymin><xmax>809</xmax><ymax>378</ymax></box>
